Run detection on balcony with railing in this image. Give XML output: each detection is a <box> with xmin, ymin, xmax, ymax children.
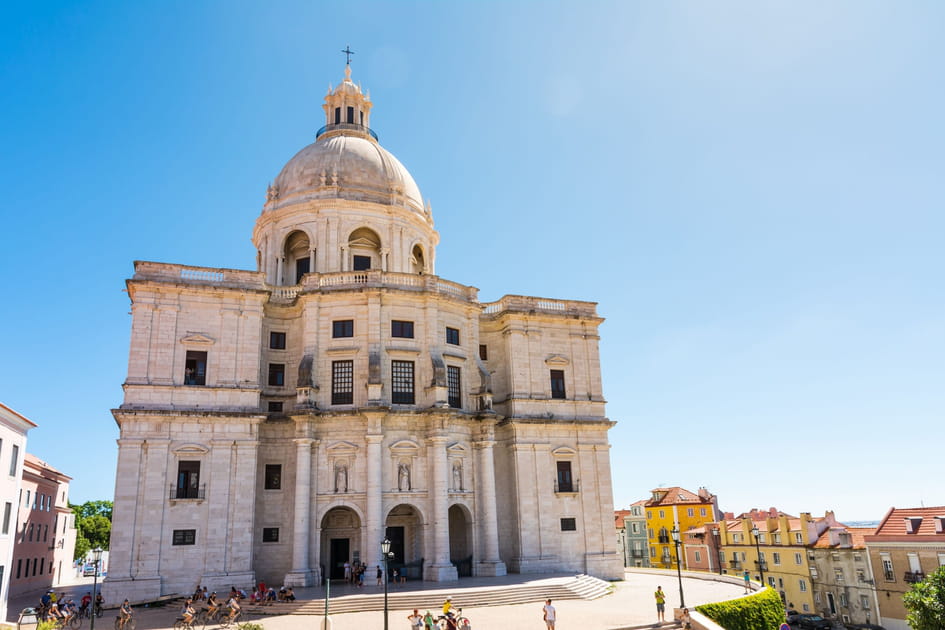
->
<box><xmin>316</xmin><ymin>122</ymin><xmax>378</xmax><ymax>141</ymax></box>
<box><xmin>904</xmin><ymin>571</ymin><xmax>925</xmax><ymax>583</ymax></box>
<box><xmin>729</xmin><ymin>559</ymin><xmax>742</xmax><ymax>570</ymax></box>
<box><xmin>169</xmin><ymin>483</ymin><xmax>206</xmax><ymax>501</ymax></box>
<box><xmin>554</xmin><ymin>479</ymin><xmax>580</xmax><ymax>494</ymax></box>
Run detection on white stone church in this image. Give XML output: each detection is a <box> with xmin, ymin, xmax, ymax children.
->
<box><xmin>103</xmin><ymin>63</ymin><xmax>621</xmax><ymax>601</ymax></box>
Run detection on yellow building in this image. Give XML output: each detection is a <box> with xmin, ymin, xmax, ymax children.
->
<box><xmin>644</xmin><ymin>487</ymin><xmax>719</xmax><ymax>569</ymax></box>
<box><xmin>717</xmin><ymin>508</ymin><xmax>840</xmax><ymax>613</ymax></box>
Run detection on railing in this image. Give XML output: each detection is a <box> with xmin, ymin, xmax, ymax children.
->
<box><xmin>482</xmin><ymin>294</ymin><xmax>598</xmax><ymax>318</ymax></box>
<box><xmin>553</xmin><ymin>479</ymin><xmax>579</xmax><ymax>493</ymax></box>
<box><xmin>169</xmin><ymin>484</ymin><xmax>206</xmax><ymax>500</ymax></box>
<box><xmin>316</xmin><ymin>123</ymin><xmax>378</xmax><ymax>141</ymax></box>
<box><xmin>658</xmin><ymin>535</ymin><xmax>670</xmax><ymax>544</ymax></box>
<box><xmin>755</xmin><ymin>560</ymin><xmax>768</xmax><ymax>571</ymax></box>
<box><xmin>730</xmin><ymin>560</ymin><xmax>741</xmax><ymax>569</ymax></box>
<box><xmin>904</xmin><ymin>571</ymin><xmax>925</xmax><ymax>583</ymax></box>
<box><xmin>883</xmin><ymin>569</ymin><xmax>895</xmax><ymax>581</ymax></box>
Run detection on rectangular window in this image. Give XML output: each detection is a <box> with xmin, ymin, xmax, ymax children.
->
<box><xmin>446</xmin><ymin>327</ymin><xmax>460</xmax><ymax>345</ymax></box>
<box><xmin>353</xmin><ymin>255</ymin><xmax>371</xmax><ymax>271</ymax></box>
<box><xmin>184</xmin><ymin>350</ymin><xmax>208</xmax><ymax>385</ymax></box>
<box><xmin>172</xmin><ymin>529</ymin><xmax>196</xmax><ymax>545</ymax></box>
<box><xmin>799</xmin><ymin>579</ymin><xmax>807</xmax><ymax>592</ymax></box>
<box><xmin>31</xmin><ymin>558</ymin><xmax>36</xmax><ymax>576</ymax></box>
<box><xmin>860</xmin><ymin>595</ymin><xmax>870</xmax><ymax>609</ymax></box>
<box><xmin>295</xmin><ymin>257</ymin><xmax>310</xmax><ymax>283</ymax></box>
<box><xmin>24</xmin><ymin>491</ymin><xmax>29</xmax><ymax>508</ymax></box>
<box><xmin>269</xmin><ymin>331</ymin><xmax>286</xmax><ymax>349</ymax></box>
<box><xmin>773</xmin><ymin>552</ymin><xmax>781</xmax><ymax>565</ymax></box>
<box><xmin>556</xmin><ymin>461</ymin><xmax>574</xmax><ymax>492</ymax></box>
<box><xmin>9</xmin><ymin>444</ymin><xmax>17</xmax><ymax>476</ymax></box>
<box><xmin>268</xmin><ymin>363</ymin><xmax>285</xmax><ymax>387</ymax></box>
<box><xmin>264</xmin><ymin>464</ymin><xmax>282</xmax><ymax>490</ymax></box>
<box><xmin>39</xmin><ymin>558</ymin><xmax>43</xmax><ymax>575</ymax></box>
<box><xmin>263</xmin><ymin>527</ymin><xmax>280</xmax><ymax>542</ymax></box>
<box><xmin>267</xmin><ymin>401</ymin><xmax>283</xmax><ymax>412</ymax></box>
<box><xmin>331</xmin><ymin>360</ymin><xmax>354</xmax><ymax>405</ymax></box>
<box><xmin>333</xmin><ymin>320</ymin><xmax>354</xmax><ymax>338</ymax></box>
<box><xmin>346</xmin><ymin>106</ymin><xmax>354</xmax><ymax>124</ymax></box>
<box><xmin>700</xmin><ymin>508</ymin><xmax>707</xmax><ymax>517</ymax></box>
<box><xmin>649</xmin><ymin>546</ymin><xmax>656</xmax><ymax>558</ymax></box>
<box><xmin>16</xmin><ymin>558</ymin><xmax>21</xmax><ymax>579</ymax></box>
<box><xmin>881</xmin><ymin>553</ymin><xmax>895</xmax><ymax>581</ymax></box>
<box><xmin>479</xmin><ymin>344</ymin><xmax>488</xmax><ymax>360</ymax></box>
<box><xmin>795</xmin><ymin>532</ymin><xmax>803</xmax><ymax>544</ymax></box>
<box><xmin>43</xmin><ymin>524</ymin><xmax>47</xmax><ymax>542</ymax></box>
<box><xmin>687</xmin><ymin>508</ymin><xmax>694</xmax><ymax>517</ymax></box>
<box><xmin>773</xmin><ymin>533</ymin><xmax>781</xmax><ymax>544</ymax></box>
<box><xmin>391</xmin><ymin>320</ymin><xmax>414</xmax><ymax>338</ymax></box>
<box><xmin>391</xmin><ymin>360</ymin><xmax>415</xmax><ymax>404</ymax></box>
<box><xmin>795</xmin><ymin>552</ymin><xmax>803</xmax><ymax>565</ymax></box>
<box><xmin>835</xmin><ymin>569</ymin><xmax>844</xmax><ymax>583</ymax></box>
<box><xmin>550</xmin><ymin>370</ymin><xmax>566</xmax><ymax>399</ymax></box>
<box><xmin>28</xmin><ymin>524</ymin><xmax>33</xmax><ymax>542</ymax></box>
<box><xmin>659</xmin><ymin>510</ymin><xmax>665</xmax><ymax>519</ymax></box>
<box><xmin>334</xmin><ymin>107</ymin><xmax>341</xmax><ymax>124</ymax></box>
<box><xmin>1</xmin><ymin>502</ymin><xmax>10</xmax><ymax>535</ymax></box>
<box><xmin>447</xmin><ymin>365</ymin><xmax>461</xmax><ymax>408</ymax></box>
<box><xmin>176</xmin><ymin>460</ymin><xmax>200</xmax><ymax>499</ymax></box>
<box><xmin>560</xmin><ymin>518</ymin><xmax>577</xmax><ymax>531</ymax></box>
<box><xmin>694</xmin><ymin>550</ymin><xmax>702</xmax><ymax>563</ymax></box>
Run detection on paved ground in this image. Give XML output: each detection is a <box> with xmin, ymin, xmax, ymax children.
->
<box><xmin>8</xmin><ymin>572</ymin><xmax>747</xmax><ymax>630</ymax></box>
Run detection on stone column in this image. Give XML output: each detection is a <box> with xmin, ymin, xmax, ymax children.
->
<box><xmin>285</xmin><ymin>438</ymin><xmax>314</xmax><ymax>586</ymax></box>
<box><xmin>309</xmin><ymin>439</ymin><xmax>322</xmax><ymax>584</ymax></box>
<box><xmin>277</xmin><ymin>256</ymin><xmax>284</xmax><ymax>286</ymax></box>
<box><xmin>340</xmin><ymin>245</ymin><xmax>348</xmax><ymax>272</ymax></box>
<box><xmin>380</xmin><ymin>248</ymin><xmax>390</xmax><ymax>272</ymax></box>
<box><xmin>426</xmin><ymin>435</ymin><xmax>458</xmax><ymax>581</ymax></box>
<box><xmin>364</xmin><ymin>433</ymin><xmax>383</xmax><ymax>570</ymax></box>
<box><xmin>475</xmin><ymin>428</ymin><xmax>506</xmax><ymax>576</ymax></box>
<box><xmin>309</xmin><ymin>249</ymin><xmax>316</xmax><ymax>274</ymax></box>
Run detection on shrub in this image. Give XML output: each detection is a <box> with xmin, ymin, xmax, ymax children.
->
<box><xmin>38</xmin><ymin>621</ymin><xmax>58</xmax><ymax>630</ymax></box>
<box><xmin>238</xmin><ymin>623</ymin><xmax>264</xmax><ymax>630</ymax></box>
<box><xmin>696</xmin><ymin>587</ymin><xmax>785</xmax><ymax>630</ymax></box>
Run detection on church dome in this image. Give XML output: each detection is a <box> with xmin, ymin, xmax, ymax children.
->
<box><xmin>266</xmin><ymin>63</ymin><xmax>425</xmax><ymax>215</ymax></box>
<box><xmin>272</xmin><ymin>133</ymin><xmax>424</xmax><ymax>212</ymax></box>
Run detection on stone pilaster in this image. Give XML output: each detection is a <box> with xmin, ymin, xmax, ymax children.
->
<box><xmin>285</xmin><ymin>438</ymin><xmax>314</xmax><ymax>586</ymax></box>
<box><xmin>426</xmin><ymin>435</ymin><xmax>457</xmax><ymax>581</ymax></box>
<box><xmin>474</xmin><ymin>422</ymin><xmax>506</xmax><ymax>576</ymax></box>
<box><xmin>364</xmin><ymin>433</ymin><xmax>383</xmax><ymax>570</ymax></box>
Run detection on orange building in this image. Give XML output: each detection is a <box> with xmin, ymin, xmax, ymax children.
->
<box><xmin>645</xmin><ymin>487</ymin><xmax>719</xmax><ymax>569</ymax></box>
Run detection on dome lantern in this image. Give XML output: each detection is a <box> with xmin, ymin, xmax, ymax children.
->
<box><xmin>319</xmin><ymin>64</ymin><xmax>376</xmax><ymax>142</ymax></box>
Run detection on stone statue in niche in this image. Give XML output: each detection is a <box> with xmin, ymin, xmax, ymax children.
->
<box><xmin>334</xmin><ymin>463</ymin><xmax>348</xmax><ymax>493</ymax></box>
<box><xmin>266</xmin><ymin>183</ymin><xmax>279</xmax><ymax>202</ymax></box>
<box><xmin>452</xmin><ymin>461</ymin><xmax>463</xmax><ymax>492</ymax></box>
<box><xmin>398</xmin><ymin>463</ymin><xmax>411</xmax><ymax>492</ymax></box>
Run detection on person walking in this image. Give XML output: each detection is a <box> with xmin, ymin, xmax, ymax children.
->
<box><xmin>654</xmin><ymin>586</ymin><xmax>666</xmax><ymax>622</ymax></box>
<box><xmin>743</xmin><ymin>569</ymin><xmax>751</xmax><ymax>593</ymax></box>
<box><xmin>542</xmin><ymin>599</ymin><xmax>556</xmax><ymax>629</ymax></box>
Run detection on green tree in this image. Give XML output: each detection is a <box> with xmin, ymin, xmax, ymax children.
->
<box><xmin>904</xmin><ymin>565</ymin><xmax>945</xmax><ymax>630</ymax></box>
<box><xmin>70</xmin><ymin>500</ymin><xmax>113</xmax><ymax>561</ymax></box>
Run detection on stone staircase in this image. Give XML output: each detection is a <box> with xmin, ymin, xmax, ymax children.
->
<box><xmin>242</xmin><ymin>574</ymin><xmax>612</xmax><ymax>616</ymax></box>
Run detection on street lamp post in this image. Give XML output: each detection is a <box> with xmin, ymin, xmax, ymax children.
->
<box><xmin>381</xmin><ymin>538</ymin><xmax>392</xmax><ymax>630</ymax></box>
<box><xmin>712</xmin><ymin>528</ymin><xmax>723</xmax><ymax>575</ymax></box>
<box><xmin>751</xmin><ymin>526</ymin><xmax>765</xmax><ymax>589</ymax></box>
<box><xmin>89</xmin><ymin>547</ymin><xmax>103</xmax><ymax>630</ymax></box>
<box><xmin>670</xmin><ymin>526</ymin><xmax>685</xmax><ymax>609</ymax></box>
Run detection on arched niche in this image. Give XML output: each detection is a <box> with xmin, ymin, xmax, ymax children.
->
<box><xmin>283</xmin><ymin>230</ymin><xmax>312</xmax><ymax>285</ymax></box>
<box><xmin>347</xmin><ymin>227</ymin><xmax>381</xmax><ymax>271</ymax></box>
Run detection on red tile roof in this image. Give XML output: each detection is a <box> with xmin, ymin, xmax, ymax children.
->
<box><xmin>866</xmin><ymin>506</ymin><xmax>945</xmax><ymax>542</ymax></box>
<box><xmin>645</xmin><ymin>486</ymin><xmax>712</xmax><ymax>507</ymax></box>
<box><xmin>614</xmin><ymin>510</ymin><xmax>632</xmax><ymax>529</ymax></box>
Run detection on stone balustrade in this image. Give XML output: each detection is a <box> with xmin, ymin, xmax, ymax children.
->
<box><xmin>481</xmin><ymin>294</ymin><xmax>599</xmax><ymax>318</ymax></box>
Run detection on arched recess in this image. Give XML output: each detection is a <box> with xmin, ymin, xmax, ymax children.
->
<box><xmin>283</xmin><ymin>230</ymin><xmax>312</xmax><ymax>285</ymax></box>
<box><xmin>410</xmin><ymin>243</ymin><xmax>426</xmax><ymax>274</ymax></box>
<box><xmin>448</xmin><ymin>503</ymin><xmax>474</xmax><ymax>577</ymax></box>
<box><xmin>320</xmin><ymin>506</ymin><xmax>361</xmax><ymax>580</ymax></box>
<box><xmin>384</xmin><ymin>503</ymin><xmax>425</xmax><ymax>579</ymax></box>
<box><xmin>347</xmin><ymin>227</ymin><xmax>381</xmax><ymax>271</ymax></box>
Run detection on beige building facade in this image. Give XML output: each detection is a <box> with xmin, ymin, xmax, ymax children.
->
<box><xmin>103</xmin><ymin>64</ymin><xmax>621</xmax><ymax>601</ymax></box>
<box><xmin>809</xmin><ymin>525</ymin><xmax>879</xmax><ymax>626</ymax></box>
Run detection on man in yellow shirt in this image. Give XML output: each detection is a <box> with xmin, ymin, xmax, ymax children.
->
<box><xmin>654</xmin><ymin>586</ymin><xmax>666</xmax><ymax>622</ymax></box>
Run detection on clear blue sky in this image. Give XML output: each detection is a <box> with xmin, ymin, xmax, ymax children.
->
<box><xmin>1</xmin><ymin>2</ymin><xmax>942</xmax><ymax>521</ymax></box>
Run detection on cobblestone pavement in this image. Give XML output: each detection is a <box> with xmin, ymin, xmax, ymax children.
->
<box><xmin>9</xmin><ymin>572</ymin><xmax>748</xmax><ymax>630</ymax></box>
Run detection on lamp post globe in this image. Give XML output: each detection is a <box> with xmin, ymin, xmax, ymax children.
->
<box><xmin>381</xmin><ymin>538</ymin><xmax>392</xmax><ymax>630</ymax></box>
<box><xmin>89</xmin><ymin>547</ymin><xmax>104</xmax><ymax>630</ymax></box>
<box><xmin>670</xmin><ymin>526</ymin><xmax>685</xmax><ymax>608</ymax></box>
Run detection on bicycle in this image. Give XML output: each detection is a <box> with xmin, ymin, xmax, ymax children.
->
<box><xmin>198</xmin><ymin>606</ymin><xmax>225</xmax><ymax>628</ymax></box>
<box><xmin>114</xmin><ymin>616</ymin><xmax>136</xmax><ymax>630</ymax></box>
<box><xmin>219</xmin><ymin>610</ymin><xmax>242</xmax><ymax>629</ymax></box>
<box><xmin>173</xmin><ymin>617</ymin><xmax>197</xmax><ymax>630</ymax></box>
<box><xmin>52</xmin><ymin>614</ymin><xmax>83</xmax><ymax>630</ymax></box>
<box><xmin>436</xmin><ymin>608</ymin><xmax>471</xmax><ymax>630</ymax></box>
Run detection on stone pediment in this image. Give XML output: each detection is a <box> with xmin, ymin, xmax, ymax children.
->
<box><xmin>551</xmin><ymin>446</ymin><xmax>577</xmax><ymax>456</ymax></box>
<box><xmin>326</xmin><ymin>440</ymin><xmax>359</xmax><ymax>455</ymax></box>
<box><xmin>180</xmin><ymin>333</ymin><xmax>215</xmax><ymax>346</ymax></box>
<box><xmin>389</xmin><ymin>439</ymin><xmax>420</xmax><ymax>454</ymax></box>
<box><xmin>545</xmin><ymin>354</ymin><xmax>570</xmax><ymax>367</ymax></box>
<box><xmin>349</xmin><ymin>236</ymin><xmax>379</xmax><ymax>248</ymax></box>
<box><xmin>173</xmin><ymin>443</ymin><xmax>209</xmax><ymax>455</ymax></box>
<box><xmin>447</xmin><ymin>442</ymin><xmax>468</xmax><ymax>455</ymax></box>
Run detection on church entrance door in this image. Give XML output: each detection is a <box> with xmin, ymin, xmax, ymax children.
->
<box><xmin>385</xmin><ymin>504</ymin><xmax>425</xmax><ymax>580</ymax></box>
<box><xmin>329</xmin><ymin>538</ymin><xmax>350</xmax><ymax>580</ymax></box>
<box><xmin>448</xmin><ymin>504</ymin><xmax>473</xmax><ymax>577</ymax></box>
<box><xmin>320</xmin><ymin>506</ymin><xmax>361</xmax><ymax>581</ymax></box>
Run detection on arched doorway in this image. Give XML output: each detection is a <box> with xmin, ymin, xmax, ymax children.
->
<box><xmin>320</xmin><ymin>506</ymin><xmax>361</xmax><ymax>580</ymax></box>
<box><xmin>283</xmin><ymin>230</ymin><xmax>311</xmax><ymax>284</ymax></box>
<box><xmin>448</xmin><ymin>504</ymin><xmax>473</xmax><ymax>577</ymax></box>
<box><xmin>385</xmin><ymin>504</ymin><xmax>425</xmax><ymax>580</ymax></box>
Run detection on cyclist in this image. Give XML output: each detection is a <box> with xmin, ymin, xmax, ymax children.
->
<box><xmin>62</xmin><ymin>600</ymin><xmax>79</xmax><ymax>624</ymax></box>
<box><xmin>181</xmin><ymin>599</ymin><xmax>196</xmax><ymax>626</ymax></box>
<box><xmin>226</xmin><ymin>593</ymin><xmax>241</xmax><ymax>623</ymax></box>
<box><xmin>442</xmin><ymin>597</ymin><xmax>453</xmax><ymax>617</ymax></box>
<box><xmin>118</xmin><ymin>599</ymin><xmax>133</xmax><ymax>629</ymax></box>
<box><xmin>48</xmin><ymin>600</ymin><xmax>64</xmax><ymax>624</ymax></box>
<box><xmin>80</xmin><ymin>593</ymin><xmax>92</xmax><ymax>617</ymax></box>
<box><xmin>94</xmin><ymin>593</ymin><xmax>104</xmax><ymax>618</ymax></box>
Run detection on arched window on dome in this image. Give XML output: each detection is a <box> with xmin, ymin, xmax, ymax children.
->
<box><xmin>283</xmin><ymin>230</ymin><xmax>312</xmax><ymax>285</ymax></box>
<box><xmin>347</xmin><ymin>228</ymin><xmax>381</xmax><ymax>272</ymax></box>
<box><xmin>410</xmin><ymin>244</ymin><xmax>426</xmax><ymax>275</ymax></box>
